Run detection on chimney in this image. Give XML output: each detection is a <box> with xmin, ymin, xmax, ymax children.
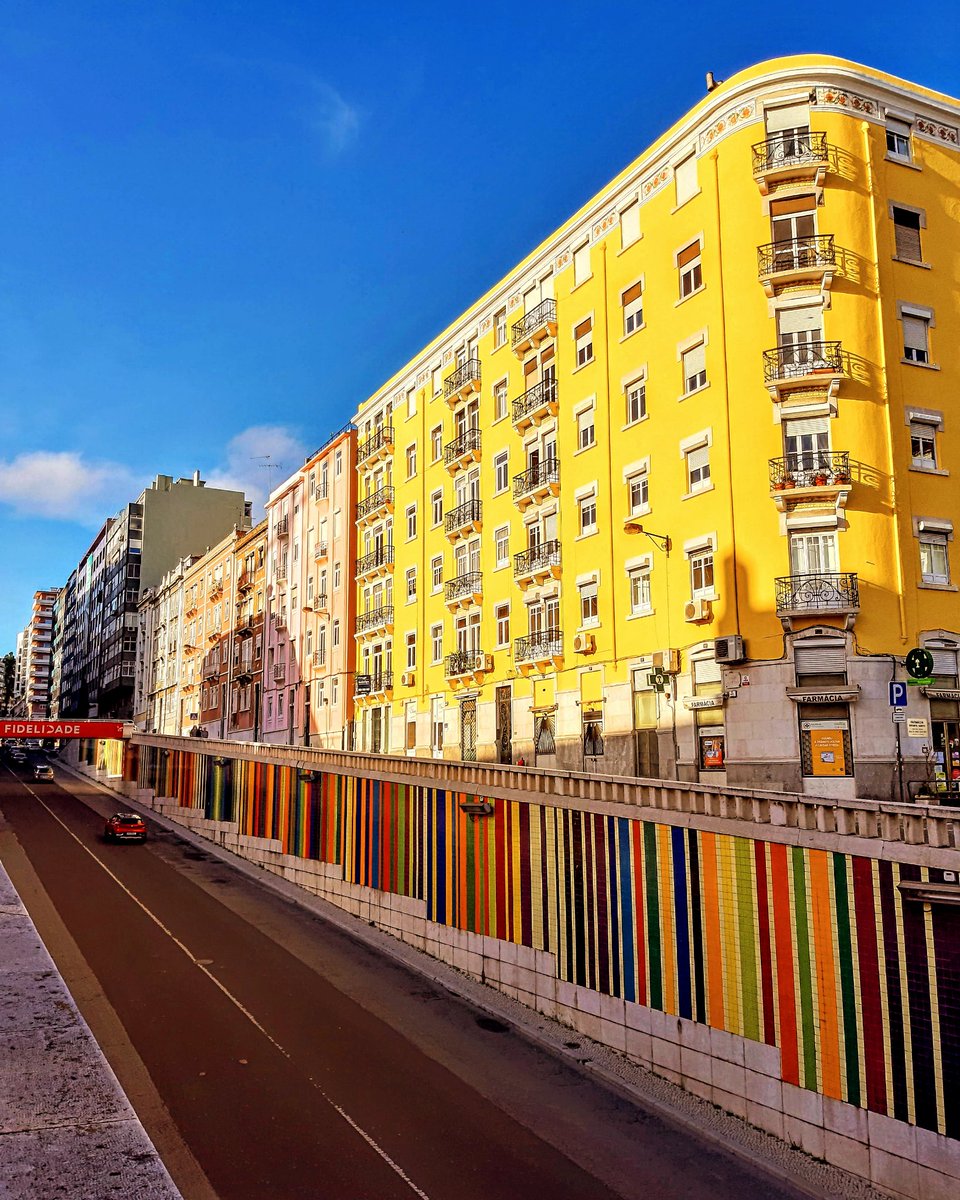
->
<box><xmin>706</xmin><ymin>71</ymin><xmax>721</xmax><ymax>92</ymax></box>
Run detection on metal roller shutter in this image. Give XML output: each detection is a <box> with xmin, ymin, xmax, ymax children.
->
<box><xmin>794</xmin><ymin>643</ymin><xmax>846</xmax><ymax>675</ymax></box>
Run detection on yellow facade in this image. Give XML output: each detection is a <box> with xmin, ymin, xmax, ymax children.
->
<box><xmin>352</xmin><ymin>56</ymin><xmax>960</xmax><ymax>801</ymax></box>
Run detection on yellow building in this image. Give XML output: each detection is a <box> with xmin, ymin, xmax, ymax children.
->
<box><xmin>351</xmin><ymin>55</ymin><xmax>960</xmax><ymax>802</ymax></box>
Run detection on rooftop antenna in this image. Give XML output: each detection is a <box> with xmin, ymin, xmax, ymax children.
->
<box><xmin>251</xmin><ymin>454</ymin><xmax>284</xmax><ymax>478</ymax></box>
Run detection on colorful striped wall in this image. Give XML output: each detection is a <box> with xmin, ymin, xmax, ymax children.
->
<box><xmin>129</xmin><ymin>743</ymin><xmax>959</xmax><ymax>1141</ymax></box>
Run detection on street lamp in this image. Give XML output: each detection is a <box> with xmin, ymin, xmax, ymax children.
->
<box><xmin>623</xmin><ymin>523</ymin><xmax>671</xmax><ymax>553</ymax></box>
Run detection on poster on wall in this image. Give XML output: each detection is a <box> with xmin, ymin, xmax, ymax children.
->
<box><xmin>808</xmin><ymin>726</ymin><xmax>847</xmax><ymax>777</ymax></box>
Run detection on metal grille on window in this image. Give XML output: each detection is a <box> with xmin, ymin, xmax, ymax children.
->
<box><xmin>583</xmin><ymin>719</ymin><xmax>604</xmax><ymax>758</ymax></box>
<box><xmin>534</xmin><ymin>713</ymin><xmax>556</xmax><ymax>755</ymax></box>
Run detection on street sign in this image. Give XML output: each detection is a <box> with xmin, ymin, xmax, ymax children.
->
<box><xmin>907</xmin><ymin>718</ymin><xmax>930</xmax><ymax>738</ymax></box>
<box><xmin>888</xmin><ymin>681</ymin><xmax>908</xmax><ymax>707</ymax></box>
<box><xmin>892</xmin><ymin>710</ymin><xmax>906</xmax><ymax>724</ymax></box>
<box><xmin>906</xmin><ymin>647</ymin><xmax>935</xmax><ymax>679</ymax></box>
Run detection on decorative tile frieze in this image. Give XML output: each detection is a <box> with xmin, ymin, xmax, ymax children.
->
<box><xmin>443</xmin><ymin>348</ymin><xmax>454</xmax><ymax>365</ymax></box>
<box><xmin>592</xmin><ymin>211</ymin><xmax>617</xmax><ymax>240</ymax></box>
<box><xmin>914</xmin><ymin>116</ymin><xmax>959</xmax><ymax>146</ymax></box>
<box><xmin>698</xmin><ymin>100</ymin><xmax>757</xmax><ymax>152</ymax></box>
<box><xmin>641</xmin><ymin>165</ymin><xmax>670</xmax><ymax>200</ymax></box>
<box><xmin>552</xmin><ymin>251</ymin><xmax>570</xmax><ymax>274</ymax></box>
<box><xmin>813</xmin><ymin>86</ymin><xmax>877</xmax><ymax>115</ymax></box>
<box><xmin>507</xmin><ymin>291</ymin><xmax>522</xmax><ymax>310</ymax></box>
<box><xmin>416</xmin><ymin>369</ymin><xmax>430</xmax><ymax>387</ymax></box>
<box><xmin>478</xmin><ymin>316</ymin><xmax>492</xmax><ymax>335</ymax></box>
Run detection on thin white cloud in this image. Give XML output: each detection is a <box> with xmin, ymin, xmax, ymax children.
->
<box><xmin>206</xmin><ymin>425</ymin><xmax>310</xmax><ymax>517</ymax></box>
<box><xmin>0</xmin><ymin>451</ymin><xmax>138</xmax><ymax>524</ymax></box>
<box><xmin>306</xmin><ymin>78</ymin><xmax>361</xmax><ymax>155</ymax></box>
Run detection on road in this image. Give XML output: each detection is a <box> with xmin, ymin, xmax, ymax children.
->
<box><xmin>0</xmin><ymin>754</ymin><xmax>803</xmax><ymax>1200</ymax></box>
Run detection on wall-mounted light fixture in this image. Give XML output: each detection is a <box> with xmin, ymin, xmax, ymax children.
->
<box><xmin>160</xmin><ymin>749</ymin><xmax>171</xmax><ymax>759</ymax></box>
<box><xmin>623</xmin><ymin>523</ymin><xmax>671</xmax><ymax>553</ymax></box>
<box><xmin>298</xmin><ymin>767</ymin><xmax>319</xmax><ymax>782</ymax></box>
<box><xmin>459</xmin><ymin>799</ymin><xmax>494</xmax><ymax>817</ymax></box>
<box><xmin>213</xmin><ymin>756</ymin><xmax>228</xmax><ymax>767</ymax></box>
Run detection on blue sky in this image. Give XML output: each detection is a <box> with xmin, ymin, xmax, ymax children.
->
<box><xmin>2</xmin><ymin>1</ymin><xmax>958</xmax><ymax>652</ymax></box>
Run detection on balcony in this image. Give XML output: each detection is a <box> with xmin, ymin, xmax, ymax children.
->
<box><xmin>203</xmin><ymin>661</ymin><xmax>220</xmax><ymax>679</ymax></box>
<box><xmin>444</xmin><ymin>427</ymin><xmax>482</xmax><ymax>475</ymax></box>
<box><xmin>185</xmin><ymin>600</ymin><xmax>198</xmax><ymax>618</ymax></box>
<box><xmin>769</xmin><ymin>452</ymin><xmax>852</xmax><ymax>514</ymax></box>
<box><xmin>514</xmin><ymin>629</ymin><xmax>563</xmax><ymax>674</ymax></box>
<box><xmin>235</xmin><ymin>614</ymin><xmax>255</xmax><ymax>637</ymax></box>
<box><xmin>357</xmin><ymin>425</ymin><xmax>394</xmax><ymax>467</ymax></box>
<box><xmin>444</xmin><ymin>358</ymin><xmax>481</xmax><ymax>407</ymax></box>
<box><xmin>312</xmin><ymin>650</ymin><xmax>326</xmax><ymax>669</ymax></box>
<box><xmin>210</xmin><ymin>580</ymin><xmax>224</xmax><ymax>599</ymax></box>
<box><xmin>314</xmin><ymin>482</ymin><xmax>329</xmax><ymax>502</ymax></box>
<box><xmin>368</xmin><ymin>670</ymin><xmax>393</xmax><ymax>696</ymax></box>
<box><xmin>514</xmin><ymin>540</ymin><xmax>561</xmax><ymax>589</ymax></box>
<box><xmin>444</xmin><ymin>571</ymin><xmax>483</xmax><ymax>611</ymax></box>
<box><xmin>273</xmin><ymin>663</ymin><xmax>286</xmax><ymax>682</ymax></box>
<box><xmin>273</xmin><ymin>562</ymin><xmax>287</xmax><ymax>582</ymax></box>
<box><xmin>236</xmin><ymin>570</ymin><xmax>253</xmax><ymax>593</ymax></box>
<box><xmin>313</xmin><ymin>541</ymin><xmax>329</xmax><ymax>561</ymax></box>
<box><xmin>752</xmin><ymin>130</ymin><xmax>832</xmax><ymax>196</ymax></box>
<box><xmin>757</xmin><ymin>235</ymin><xmax>836</xmax><ymax>297</ymax></box>
<box><xmin>275</xmin><ymin>515</ymin><xmax>289</xmax><ymax>538</ymax></box>
<box><xmin>354</xmin><ymin>605</ymin><xmax>395</xmax><ymax>639</ymax></box>
<box><xmin>355</xmin><ymin>486</ymin><xmax>395</xmax><ymax>527</ymax></box>
<box><xmin>763</xmin><ymin>340</ymin><xmax>844</xmax><ymax>402</ymax></box>
<box><xmin>355</xmin><ymin>669</ymin><xmax>394</xmax><ymax>703</ymax></box>
<box><xmin>272</xmin><ymin>612</ymin><xmax>286</xmax><ymax>631</ymax></box>
<box><xmin>235</xmin><ymin>664</ymin><xmax>253</xmax><ymax>683</ymax></box>
<box><xmin>315</xmin><ymin>592</ymin><xmax>329</xmax><ymax>613</ymax></box>
<box><xmin>513</xmin><ymin>458</ymin><xmax>560</xmax><ymax>511</ymax></box>
<box><xmin>444</xmin><ymin>498</ymin><xmax>482</xmax><ymax>542</ymax></box>
<box><xmin>512</xmin><ymin>378</ymin><xmax>558</xmax><ymax>434</ymax></box>
<box><xmin>775</xmin><ymin>572</ymin><xmax>860</xmax><ymax>630</ymax></box>
<box><xmin>444</xmin><ymin>649</ymin><xmax>492</xmax><ymax>686</ymax></box>
<box><xmin>511</xmin><ymin>298</ymin><xmax>557</xmax><ymax>357</ymax></box>
<box><xmin>355</xmin><ymin>544</ymin><xmax>394</xmax><ymax>581</ymax></box>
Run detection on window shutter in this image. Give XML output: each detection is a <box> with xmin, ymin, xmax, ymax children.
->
<box><xmin>540</xmin><ymin>343</ymin><xmax>554</xmax><ymax>365</ymax></box>
<box><xmin>621</xmin><ymin>201</ymin><xmax>640</xmax><ymax>246</ymax></box>
<box><xmin>765</xmin><ymin>103</ymin><xmax>809</xmax><ymax>133</ymax></box>
<box><xmin>770</xmin><ymin>195</ymin><xmax>817</xmax><ymax>217</ymax></box>
<box><xmin>677</xmin><ymin>240</ymin><xmax>701</xmax><ymax>267</ymax></box>
<box><xmin>887</xmin><ymin>117</ymin><xmax>911</xmax><ymax>140</ymax></box>
<box><xmin>574</xmin><ymin>317</ymin><xmax>592</xmax><ymax>339</ymax></box>
<box><xmin>929</xmin><ymin>648</ymin><xmax>958</xmax><ymax>676</ymax></box>
<box><xmin>622</xmin><ymin>282</ymin><xmax>642</xmax><ymax>305</ymax></box>
<box><xmin>693</xmin><ymin>657</ymin><xmax>722</xmax><ymax>684</ymax></box>
<box><xmin>524</xmin><ymin>356</ymin><xmax>538</xmax><ymax>378</ymax></box>
<box><xmin>893</xmin><ymin>209</ymin><xmax>922</xmax><ymax>261</ymax></box>
<box><xmin>784</xmin><ymin>417</ymin><xmax>829</xmax><ymax>437</ymax></box>
<box><xmin>902</xmin><ymin>314</ymin><xmax>928</xmax><ymax>353</ymax></box>
<box><xmin>675</xmin><ymin>154</ymin><xmax>697</xmax><ymax>204</ymax></box>
<box><xmin>574</xmin><ymin>242</ymin><xmax>590</xmax><ymax>284</ymax></box>
<box><xmin>777</xmin><ymin>305</ymin><xmax>823</xmax><ymax>336</ymax></box>
<box><xmin>794</xmin><ymin>643</ymin><xmax>846</xmax><ymax>675</ymax></box>
<box><xmin>687</xmin><ymin>444</ymin><xmax>709</xmax><ymax>472</ymax></box>
<box><xmin>683</xmin><ymin>342</ymin><xmax>706</xmax><ymax>375</ymax></box>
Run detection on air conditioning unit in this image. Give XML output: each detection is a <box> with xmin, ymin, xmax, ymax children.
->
<box><xmin>482</xmin><ymin>653</ymin><xmax>494</xmax><ymax>672</ymax></box>
<box><xmin>684</xmin><ymin>598</ymin><xmax>713</xmax><ymax>623</ymax></box>
<box><xmin>714</xmin><ymin>634</ymin><xmax>745</xmax><ymax>664</ymax></box>
<box><xmin>400</xmin><ymin>671</ymin><xmax>415</xmax><ymax>687</ymax></box>
<box><xmin>652</xmin><ymin>648</ymin><xmax>680</xmax><ymax>674</ymax></box>
<box><xmin>573</xmin><ymin>632</ymin><xmax>596</xmax><ymax>655</ymax></box>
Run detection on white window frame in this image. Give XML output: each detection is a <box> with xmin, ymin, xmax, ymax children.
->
<box><xmin>620</xmin><ymin>198</ymin><xmax>640</xmax><ymax>249</ymax></box>
<box><xmin>574</xmin><ymin>316</ymin><xmax>594</xmax><ymax>367</ymax></box>
<box><xmin>898</xmin><ymin>302</ymin><xmax>934</xmax><ymax>366</ymax></box>
<box><xmin>405</xmin><ymin>567</ymin><xmax>417</xmax><ymax>602</ymax></box>
<box><xmin>622</xmin><ymin>280</ymin><xmax>643</xmax><ymax>336</ymax></box>
<box><xmin>494</xmin><ymin>307</ymin><xmax>507</xmax><ymax>349</ymax></box>
<box><xmin>406</xmin><ymin>443</ymin><xmax>417</xmax><ymax>478</ymax></box>
<box><xmin>406</xmin><ymin>504</ymin><xmax>418</xmax><ymax>540</ymax></box>
<box><xmin>626</xmin><ymin>556</ymin><xmax>653</xmax><ymax>616</ymax></box>
<box><xmin>886</xmin><ymin>115</ymin><xmax>912</xmax><ymax>162</ymax></box>
<box><xmin>493</xmin><ymin>378</ymin><xmax>509</xmax><ymax>422</ymax></box>
<box><xmin>674</xmin><ymin>151</ymin><xmax>698</xmax><ymax>207</ymax></box>
<box><xmin>431</xmin><ymin>554</ymin><xmax>443</xmax><ymax>593</ymax></box>
<box><xmin>431</xmin><ymin>489</ymin><xmax>443</xmax><ymax>528</ymax></box>
<box><xmin>576</xmin><ymin>400</ymin><xmax>596</xmax><ymax>451</ymax></box>
<box><xmin>681</xmin><ymin>340</ymin><xmax>707</xmax><ymax>396</ymax></box>
<box><xmin>495</xmin><ymin>525</ymin><xmax>510</xmax><ymax>568</ymax></box>
<box><xmin>577</xmin><ymin>486</ymin><xmax>598</xmax><ymax>537</ymax></box>
<box><xmin>431</xmin><ymin>623</ymin><xmax>443</xmax><ymax>664</ymax></box>
<box><xmin>573</xmin><ymin>240</ymin><xmax>591</xmax><ymax>287</ymax></box>
<box><xmin>431</xmin><ymin>424</ymin><xmax>443</xmax><ymax>462</ymax></box>
<box><xmin>495</xmin><ymin>603</ymin><xmax>510</xmax><ymax>648</ymax></box>
<box><xmin>625</xmin><ymin>374</ymin><xmax>647</xmax><ymax>426</ymax></box>
<box><xmin>494</xmin><ymin>450</ymin><xmax>509</xmax><ymax>494</ymax></box>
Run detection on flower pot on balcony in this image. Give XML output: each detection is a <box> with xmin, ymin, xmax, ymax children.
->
<box><xmin>772</xmin><ymin>480</ymin><xmax>786</xmax><ymax>492</ymax></box>
<box><xmin>834</xmin><ymin>471</ymin><xmax>850</xmax><ymax>485</ymax></box>
<box><xmin>782</xmin><ymin>476</ymin><xmax>796</xmax><ymax>489</ymax></box>
<box><xmin>812</xmin><ymin>472</ymin><xmax>828</xmax><ymax>486</ymax></box>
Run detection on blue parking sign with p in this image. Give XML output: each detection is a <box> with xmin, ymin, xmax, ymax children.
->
<box><xmin>888</xmin><ymin>681</ymin><xmax>907</xmax><ymax>707</ymax></box>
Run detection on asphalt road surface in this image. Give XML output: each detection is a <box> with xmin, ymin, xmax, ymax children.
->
<box><xmin>0</xmin><ymin>755</ymin><xmax>803</xmax><ymax>1200</ymax></box>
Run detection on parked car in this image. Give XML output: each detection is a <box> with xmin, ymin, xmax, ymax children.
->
<box><xmin>33</xmin><ymin>764</ymin><xmax>54</xmax><ymax>782</ymax></box>
<box><xmin>104</xmin><ymin>813</ymin><xmax>147</xmax><ymax>843</ymax></box>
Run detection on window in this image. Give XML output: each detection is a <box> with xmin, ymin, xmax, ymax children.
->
<box><xmin>675</xmin><ymin>153</ymin><xmax>697</xmax><ymax>205</ymax></box>
<box><xmin>431</xmin><ymin>425</ymin><xmax>443</xmax><ymax>462</ymax></box>
<box><xmin>886</xmin><ymin>117</ymin><xmax>912</xmax><ymax>161</ymax></box>
<box><xmin>406</xmin><ymin>444</ymin><xmax>417</xmax><ymax>478</ymax></box>
<box><xmin>620</xmin><ymin>199</ymin><xmax>640</xmax><ymax>249</ymax></box>
<box><xmin>494</xmin><ymin>451</ymin><xmax>509</xmax><ymax>493</ymax></box>
<box><xmin>575</xmin><ymin>318</ymin><xmax>594</xmax><ymax>367</ymax></box>
<box><xmin>431</xmin><ymin>623</ymin><xmax>443</xmax><ymax>664</ymax></box>
<box><xmin>494</xmin><ymin>603</ymin><xmax>510</xmax><ymax>647</ymax></box>
<box><xmin>686</xmin><ymin>443</ymin><xmax>711</xmax><ymax>493</ymax></box>
<box><xmin>678</xmin><ymin>240</ymin><xmax>702</xmax><ymax>298</ymax></box>
<box><xmin>332</xmin><ymin>620</ymin><xmax>340</xmax><ymax>648</ymax></box>
<box><xmin>317</xmin><ymin>625</ymin><xmax>327</xmax><ymax>665</ymax></box>
<box><xmin>626</xmin><ymin>377</ymin><xmax>646</xmax><ymax>425</ymax></box>
<box><xmin>629</xmin><ymin>564</ymin><xmax>652</xmax><ymax>615</ymax></box>
<box><xmin>405</xmin><ymin>567</ymin><xmax>417</xmax><ymax>601</ymax></box>
<box><xmin>432</xmin><ymin>365</ymin><xmax>441</xmax><ymax>396</ymax></box>
<box><xmin>627</xmin><ymin>467</ymin><xmax>649</xmax><ymax>515</ymax></box>
<box><xmin>578</xmin><ymin>493</ymin><xmax>598</xmax><ymax>535</ymax></box>
<box><xmin>494</xmin><ymin>379</ymin><xmax>508</xmax><ymax>422</ymax></box>
<box><xmin>577</xmin><ymin>405</ymin><xmax>596</xmax><ymax>451</ymax></box>
<box><xmin>406</xmin><ymin>632</ymin><xmax>417</xmax><ymax>670</ymax></box>
<box><xmin>892</xmin><ymin>206</ymin><xmax>923</xmax><ymax>262</ymax></box>
<box><xmin>431</xmin><ymin>555</ymin><xmax>443</xmax><ymax>592</ymax></box>
<box><xmin>495</xmin><ymin>525</ymin><xmax>510</xmax><ymax>567</ymax></box>
<box><xmin>689</xmin><ymin>548</ymin><xmax>715</xmax><ymax>597</ymax></box>
<box><xmin>494</xmin><ymin>307</ymin><xmax>507</xmax><ymax>349</ymax></box>
<box><xmin>406</xmin><ymin>504</ymin><xmax>417</xmax><ymax>540</ymax></box>
<box><xmin>682</xmin><ymin>342</ymin><xmax>707</xmax><ymax>394</ymax></box>
<box><xmin>573</xmin><ymin>240</ymin><xmax>590</xmax><ymax>286</ymax></box>
<box><xmin>407</xmin><ymin>387</ymin><xmax>417</xmax><ymax>419</ymax></box>
<box><xmin>920</xmin><ymin>533</ymin><xmax>950</xmax><ymax>585</ymax></box>
<box><xmin>332</xmin><ymin>676</ymin><xmax>338</xmax><ymax>707</ymax></box>
<box><xmin>902</xmin><ymin>312</ymin><xmax>930</xmax><ymax>364</ymax></box>
<box><xmin>622</xmin><ymin>282</ymin><xmax>643</xmax><ymax>335</ymax></box>
<box><xmin>333</xmin><ymin>562</ymin><xmax>341</xmax><ymax>590</ymax></box>
<box><xmin>911</xmin><ymin>420</ymin><xmax>938</xmax><ymax>469</ymax></box>
<box><xmin>579</xmin><ymin>580</ymin><xmax>599</xmax><ymax>627</ymax></box>
<box><xmin>335</xmin><ymin>450</ymin><xmax>343</xmax><ymax>477</ymax></box>
<box><xmin>431</xmin><ymin>489</ymin><xmax>443</xmax><ymax>527</ymax></box>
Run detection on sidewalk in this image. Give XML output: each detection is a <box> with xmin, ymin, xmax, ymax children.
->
<box><xmin>0</xmin><ymin>860</ymin><xmax>183</xmax><ymax>1200</ymax></box>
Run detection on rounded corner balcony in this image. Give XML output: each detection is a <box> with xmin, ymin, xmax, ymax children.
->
<box><xmin>769</xmin><ymin>452</ymin><xmax>852</xmax><ymax>512</ymax></box>
<box><xmin>355</xmin><ymin>544</ymin><xmax>394</xmax><ymax>582</ymax></box>
<box><xmin>354</xmin><ymin>604</ymin><xmax>394</xmax><ymax>641</ymax></box>
<box><xmin>514</xmin><ymin>540</ymin><xmax>561</xmax><ymax>590</ymax></box>
<box><xmin>775</xmin><ymin>572</ymin><xmax>860</xmax><ymax>630</ymax></box>
<box><xmin>444</xmin><ymin>498</ymin><xmax>482</xmax><ymax>542</ymax></box>
<box><xmin>357</xmin><ymin>425</ymin><xmax>394</xmax><ymax>467</ymax></box>
<box><xmin>355</xmin><ymin>486</ymin><xmax>395</xmax><ymax>528</ymax></box>
<box><xmin>444</xmin><ymin>570</ymin><xmax>482</xmax><ymax>611</ymax></box>
<box><xmin>511</xmin><ymin>298</ymin><xmax>557</xmax><ymax>358</ymax></box>
<box><xmin>757</xmin><ymin>235</ymin><xmax>836</xmax><ymax>297</ymax></box>
<box><xmin>444</xmin><ymin>649</ymin><xmax>493</xmax><ymax>687</ymax></box>
<box><xmin>513</xmin><ymin>458</ymin><xmax>560</xmax><ymax>511</ymax></box>
<box><xmin>444</xmin><ymin>359</ymin><xmax>481</xmax><ymax>408</ymax></box>
<box><xmin>514</xmin><ymin>629</ymin><xmax>563</xmax><ymax>675</ymax></box>
<box><xmin>512</xmin><ymin>378</ymin><xmax>558</xmax><ymax>434</ymax></box>
<box><xmin>444</xmin><ymin>427</ymin><xmax>482</xmax><ymax>475</ymax></box>
<box><xmin>763</xmin><ymin>341</ymin><xmax>844</xmax><ymax>401</ymax></box>
<box><xmin>752</xmin><ymin>129</ymin><xmax>833</xmax><ymax>196</ymax></box>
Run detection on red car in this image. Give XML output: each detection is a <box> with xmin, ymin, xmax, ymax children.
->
<box><xmin>104</xmin><ymin>812</ymin><xmax>147</xmax><ymax>843</ymax></box>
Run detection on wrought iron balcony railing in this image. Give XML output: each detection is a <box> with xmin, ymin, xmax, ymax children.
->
<box><xmin>769</xmin><ymin>451</ymin><xmax>850</xmax><ymax>489</ymax></box>
<box><xmin>355</xmin><ymin>605</ymin><xmax>394</xmax><ymax>635</ymax></box>
<box><xmin>355</xmin><ymin>545</ymin><xmax>394</xmax><ymax>576</ymax></box>
<box><xmin>273</xmin><ymin>663</ymin><xmax>286</xmax><ymax>681</ymax></box>
<box><xmin>514</xmin><ymin>539</ymin><xmax>561</xmax><ymax>578</ymax></box>
<box><xmin>444</xmin><ymin>571</ymin><xmax>482</xmax><ymax>603</ymax></box>
<box><xmin>274</xmin><ymin>515</ymin><xmax>289</xmax><ymax>537</ymax></box>
<box><xmin>444</xmin><ymin>358</ymin><xmax>481</xmax><ymax>399</ymax></box>
<box><xmin>313</xmin><ymin>541</ymin><xmax>329</xmax><ymax>560</ymax></box>
<box><xmin>368</xmin><ymin>670</ymin><xmax>393</xmax><ymax>693</ymax></box>
<box><xmin>513</xmin><ymin>458</ymin><xmax>560</xmax><ymax>501</ymax></box>
<box><xmin>356</xmin><ymin>486</ymin><xmax>395</xmax><ymax>522</ymax></box>
<box><xmin>445</xmin><ymin>649</ymin><xmax>488</xmax><ymax>678</ymax></box>
<box><xmin>444</xmin><ymin>498</ymin><xmax>481</xmax><ymax>534</ymax></box>
<box><xmin>757</xmin><ymin>234</ymin><xmax>836</xmax><ymax>278</ymax></box>
<box><xmin>752</xmin><ymin>130</ymin><xmax>829</xmax><ymax>175</ymax></box>
<box><xmin>511</xmin><ymin>298</ymin><xmax>557</xmax><ymax>348</ymax></box>
<box><xmin>512</xmin><ymin>378</ymin><xmax>558</xmax><ymax>426</ymax></box>
<box><xmin>775</xmin><ymin>572</ymin><xmax>860</xmax><ymax>615</ymax></box>
<box><xmin>357</xmin><ymin>425</ymin><xmax>393</xmax><ymax>464</ymax></box>
<box><xmin>514</xmin><ymin>629</ymin><xmax>563</xmax><ymax>662</ymax></box>
<box><xmin>763</xmin><ymin>340</ymin><xmax>843</xmax><ymax>384</ymax></box>
<box><xmin>443</xmin><ymin>427</ymin><xmax>481</xmax><ymax>467</ymax></box>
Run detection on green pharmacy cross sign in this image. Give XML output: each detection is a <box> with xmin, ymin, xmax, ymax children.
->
<box><xmin>905</xmin><ymin>647</ymin><xmax>934</xmax><ymax>686</ymax></box>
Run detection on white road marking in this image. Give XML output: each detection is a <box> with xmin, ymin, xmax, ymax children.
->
<box><xmin>7</xmin><ymin>769</ymin><xmax>431</xmax><ymax>1200</ymax></box>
